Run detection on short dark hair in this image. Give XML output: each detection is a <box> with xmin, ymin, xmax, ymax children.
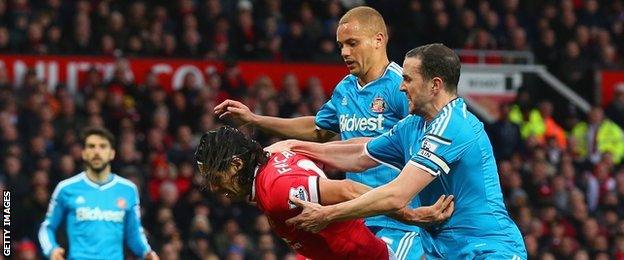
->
<box><xmin>80</xmin><ymin>127</ymin><xmax>116</xmax><ymax>149</ymax></box>
<box><xmin>194</xmin><ymin>126</ymin><xmax>269</xmax><ymax>189</ymax></box>
<box><xmin>405</xmin><ymin>43</ymin><xmax>461</xmax><ymax>93</ymax></box>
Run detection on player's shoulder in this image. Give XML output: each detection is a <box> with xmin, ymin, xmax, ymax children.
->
<box><xmin>53</xmin><ymin>172</ymin><xmax>86</xmax><ymax>195</ymax></box>
<box><xmin>333</xmin><ymin>74</ymin><xmax>356</xmax><ymax>93</ymax></box>
<box><xmin>113</xmin><ymin>174</ymin><xmax>139</xmax><ymax>191</ymax></box>
<box><xmin>427</xmin><ymin>98</ymin><xmax>473</xmax><ymax>140</ymax></box>
<box><xmin>397</xmin><ymin>114</ymin><xmax>421</xmax><ymax>127</ymax></box>
<box><xmin>385</xmin><ymin>62</ymin><xmax>403</xmax><ymax>80</ymax></box>
<box><xmin>373</xmin><ymin>62</ymin><xmax>403</xmax><ymax>95</ymax></box>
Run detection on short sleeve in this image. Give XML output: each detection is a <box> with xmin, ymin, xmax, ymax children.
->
<box><xmin>269</xmin><ymin>174</ymin><xmax>321</xmax><ymax>212</ymax></box>
<box><xmin>409</xmin><ymin>112</ymin><xmax>471</xmax><ymax>176</ymax></box>
<box><xmin>315</xmin><ymin>99</ymin><xmax>340</xmax><ymax>133</ymax></box>
<box><xmin>365</xmin><ymin>124</ymin><xmax>405</xmax><ymax>171</ymax></box>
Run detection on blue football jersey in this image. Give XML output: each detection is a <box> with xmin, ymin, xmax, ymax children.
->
<box><xmin>367</xmin><ymin>98</ymin><xmax>527</xmax><ymax>259</ymax></box>
<box><xmin>315</xmin><ymin>62</ymin><xmax>420</xmax><ymax>232</ymax></box>
<box><xmin>39</xmin><ymin>172</ymin><xmax>152</xmax><ymax>260</ymax></box>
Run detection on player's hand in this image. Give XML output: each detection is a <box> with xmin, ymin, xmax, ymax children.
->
<box><xmin>214</xmin><ymin>99</ymin><xmax>257</xmax><ymax>127</ymax></box>
<box><xmin>264</xmin><ymin>139</ymin><xmax>299</xmax><ymax>154</ymax></box>
<box><xmin>145</xmin><ymin>251</ymin><xmax>159</xmax><ymax>260</ymax></box>
<box><xmin>394</xmin><ymin>195</ymin><xmax>454</xmax><ymax>226</ymax></box>
<box><xmin>51</xmin><ymin>247</ymin><xmax>65</xmax><ymax>260</ymax></box>
<box><xmin>285</xmin><ymin>196</ymin><xmax>330</xmax><ymax>233</ymax></box>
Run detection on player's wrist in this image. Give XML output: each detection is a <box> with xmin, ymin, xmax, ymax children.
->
<box><xmin>324</xmin><ymin>204</ymin><xmax>340</xmax><ymax>222</ymax></box>
<box><xmin>249</xmin><ymin>113</ymin><xmax>261</xmax><ymax>126</ymax></box>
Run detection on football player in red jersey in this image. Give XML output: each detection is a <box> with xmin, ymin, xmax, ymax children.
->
<box><xmin>194</xmin><ymin>126</ymin><xmax>454</xmax><ymax>259</ymax></box>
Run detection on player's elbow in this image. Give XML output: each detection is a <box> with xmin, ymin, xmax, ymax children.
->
<box><xmin>341</xmin><ymin>180</ymin><xmax>363</xmax><ymax>200</ymax></box>
<box><xmin>352</xmin><ymin>153</ymin><xmax>377</xmax><ymax>172</ymax></box>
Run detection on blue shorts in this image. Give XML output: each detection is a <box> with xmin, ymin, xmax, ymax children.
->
<box><xmin>370</xmin><ymin>226</ymin><xmax>423</xmax><ymax>260</ymax></box>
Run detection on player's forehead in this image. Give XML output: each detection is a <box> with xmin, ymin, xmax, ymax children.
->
<box><xmin>85</xmin><ymin>135</ymin><xmax>111</xmax><ymax>146</ymax></box>
<box><xmin>336</xmin><ymin>20</ymin><xmax>369</xmax><ymax>42</ymax></box>
<box><xmin>402</xmin><ymin>57</ymin><xmax>423</xmax><ymax>77</ymax></box>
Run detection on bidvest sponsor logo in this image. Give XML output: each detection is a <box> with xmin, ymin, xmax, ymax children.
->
<box><xmin>339</xmin><ymin>114</ymin><xmax>384</xmax><ymax>132</ymax></box>
<box><xmin>76</xmin><ymin>207</ymin><xmax>125</xmax><ymax>222</ymax></box>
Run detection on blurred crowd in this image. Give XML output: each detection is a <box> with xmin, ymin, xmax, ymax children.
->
<box><xmin>2</xmin><ymin>0</ymin><xmax>624</xmax><ymax>259</ymax></box>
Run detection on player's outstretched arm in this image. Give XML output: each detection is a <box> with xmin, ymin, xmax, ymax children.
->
<box><xmin>389</xmin><ymin>195</ymin><xmax>454</xmax><ymax>227</ymax></box>
<box><xmin>318</xmin><ymin>178</ymin><xmax>454</xmax><ymax>227</ymax></box>
<box><xmin>286</xmin><ymin>163</ymin><xmax>436</xmax><ymax>233</ymax></box>
<box><xmin>317</xmin><ymin>179</ymin><xmax>373</xmax><ymax>205</ymax></box>
<box><xmin>268</xmin><ymin>139</ymin><xmax>378</xmax><ymax>172</ymax></box>
<box><xmin>214</xmin><ymin>99</ymin><xmax>336</xmax><ymax>142</ymax></box>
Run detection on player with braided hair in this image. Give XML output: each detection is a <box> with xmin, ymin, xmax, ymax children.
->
<box><xmin>194</xmin><ymin>126</ymin><xmax>454</xmax><ymax>259</ymax></box>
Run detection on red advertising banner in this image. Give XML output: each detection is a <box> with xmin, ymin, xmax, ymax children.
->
<box><xmin>0</xmin><ymin>55</ymin><xmax>348</xmax><ymax>94</ymax></box>
<box><xmin>599</xmin><ymin>71</ymin><xmax>624</xmax><ymax>106</ymax></box>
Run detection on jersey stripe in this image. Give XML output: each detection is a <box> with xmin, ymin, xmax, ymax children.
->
<box><xmin>38</xmin><ymin>221</ymin><xmax>52</xmax><ymax>253</ymax></box>
<box><xmin>424</xmin><ymin>134</ymin><xmax>452</xmax><ymax>145</ymax></box>
<box><xmin>408</xmin><ymin>160</ymin><xmax>439</xmax><ymax>176</ymax></box>
<box><xmin>435</xmin><ymin>106</ymin><xmax>453</xmax><ymax>136</ymax></box>
<box><xmin>416</xmin><ymin>149</ymin><xmax>450</xmax><ymax>174</ymax></box>
<box><xmin>397</xmin><ymin>232</ymin><xmax>416</xmax><ymax>260</ymax></box>
<box><xmin>429</xmin><ymin>107</ymin><xmax>448</xmax><ymax>135</ymax></box>
<box><xmin>308</xmin><ymin>176</ymin><xmax>319</xmax><ymax>203</ymax></box>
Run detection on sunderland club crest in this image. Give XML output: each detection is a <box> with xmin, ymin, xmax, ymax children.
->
<box><xmin>371</xmin><ymin>97</ymin><xmax>385</xmax><ymax>113</ymax></box>
<box><xmin>117</xmin><ymin>198</ymin><xmax>127</xmax><ymax>209</ymax></box>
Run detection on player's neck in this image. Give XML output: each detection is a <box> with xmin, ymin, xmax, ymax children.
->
<box><xmin>423</xmin><ymin>93</ymin><xmax>459</xmax><ymax>122</ymax></box>
<box><xmin>85</xmin><ymin>168</ymin><xmax>112</xmax><ymax>184</ymax></box>
<box><xmin>358</xmin><ymin>57</ymin><xmax>389</xmax><ymax>85</ymax></box>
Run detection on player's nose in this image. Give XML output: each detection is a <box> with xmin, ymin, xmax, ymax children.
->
<box><xmin>341</xmin><ymin>47</ymin><xmax>350</xmax><ymax>58</ymax></box>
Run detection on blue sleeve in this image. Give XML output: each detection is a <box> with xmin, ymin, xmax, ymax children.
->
<box><xmin>409</xmin><ymin>114</ymin><xmax>471</xmax><ymax>176</ymax></box>
<box><xmin>314</xmin><ymin>97</ymin><xmax>340</xmax><ymax>133</ymax></box>
<box><xmin>125</xmin><ymin>187</ymin><xmax>151</xmax><ymax>257</ymax></box>
<box><xmin>365</xmin><ymin>124</ymin><xmax>405</xmax><ymax>171</ymax></box>
<box><xmin>39</xmin><ymin>184</ymin><xmax>65</xmax><ymax>257</ymax></box>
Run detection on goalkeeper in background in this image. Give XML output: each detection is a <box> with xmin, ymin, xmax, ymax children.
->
<box><xmin>38</xmin><ymin>127</ymin><xmax>158</xmax><ymax>260</ymax></box>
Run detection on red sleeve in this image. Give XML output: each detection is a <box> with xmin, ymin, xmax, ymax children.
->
<box><xmin>265</xmin><ymin>173</ymin><xmax>321</xmax><ymax>214</ymax></box>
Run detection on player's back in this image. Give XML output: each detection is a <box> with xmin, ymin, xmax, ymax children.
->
<box><xmin>253</xmin><ymin>151</ymin><xmax>389</xmax><ymax>260</ymax></box>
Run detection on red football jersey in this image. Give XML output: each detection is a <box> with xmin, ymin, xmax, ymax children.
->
<box><xmin>252</xmin><ymin>151</ymin><xmax>389</xmax><ymax>260</ymax></box>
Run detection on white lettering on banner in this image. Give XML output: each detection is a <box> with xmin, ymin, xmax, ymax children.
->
<box><xmin>152</xmin><ymin>64</ymin><xmax>173</xmax><ymax>78</ymax></box>
<box><xmin>172</xmin><ymin>65</ymin><xmax>205</xmax><ymax>90</ymax></box>
<box><xmin>339</xmin><ymin>114</ymin><xmax>385</xmax><ymax>132</ymax></box>
<box><xmin>12</xmin><ymin>60</ymin><xmax>26</xmax><ymax>87</ymax></box>
<box><xmin>457</xmin><ymin>72</ymin><xmax>521</xmax><ymax>95</ymax></box>
<box><xmin>76</xmin><ymin>207</ymin><xmax>125</xmax><ymax>222</ymax></box>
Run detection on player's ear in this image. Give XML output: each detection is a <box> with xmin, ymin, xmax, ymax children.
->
<box><xmin>375</xmin><ymin>32</ymin><xmax>384</xmax><ymax>48</ymax></box>
<box><xmin>432</xmin><ymin>77</ymin><xmax>444</xmax><ymax>93</ymax></box>
<box><xmin>231</xmin><ymin>157</ymin><xmax>244</xmax><ymax>172</ymax></box>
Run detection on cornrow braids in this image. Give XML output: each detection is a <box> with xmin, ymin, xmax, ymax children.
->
<box><xmin>194</xmin><ymin>126</ymin><xmax>270</xmax><ymax>189</ymax></box>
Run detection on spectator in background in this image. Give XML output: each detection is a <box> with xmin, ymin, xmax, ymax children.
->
<box><xmin>606</xmin><ymin>85</ymin><xmax>624</xmax><ymax>127</ymax></box>
<box><xmin>572</xmin><ymin>107</ymin><xmax>624</xmax><ymax>164</ymax></box>
<box><xmin>487</xmin><ymin>102</ymin><xmax>522</xmax><ymax>160</ymax></box>
<box><xmin>539</xmin><ymin>100</ymin><xmax>567</xmax><ymax>150</ymax></box>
